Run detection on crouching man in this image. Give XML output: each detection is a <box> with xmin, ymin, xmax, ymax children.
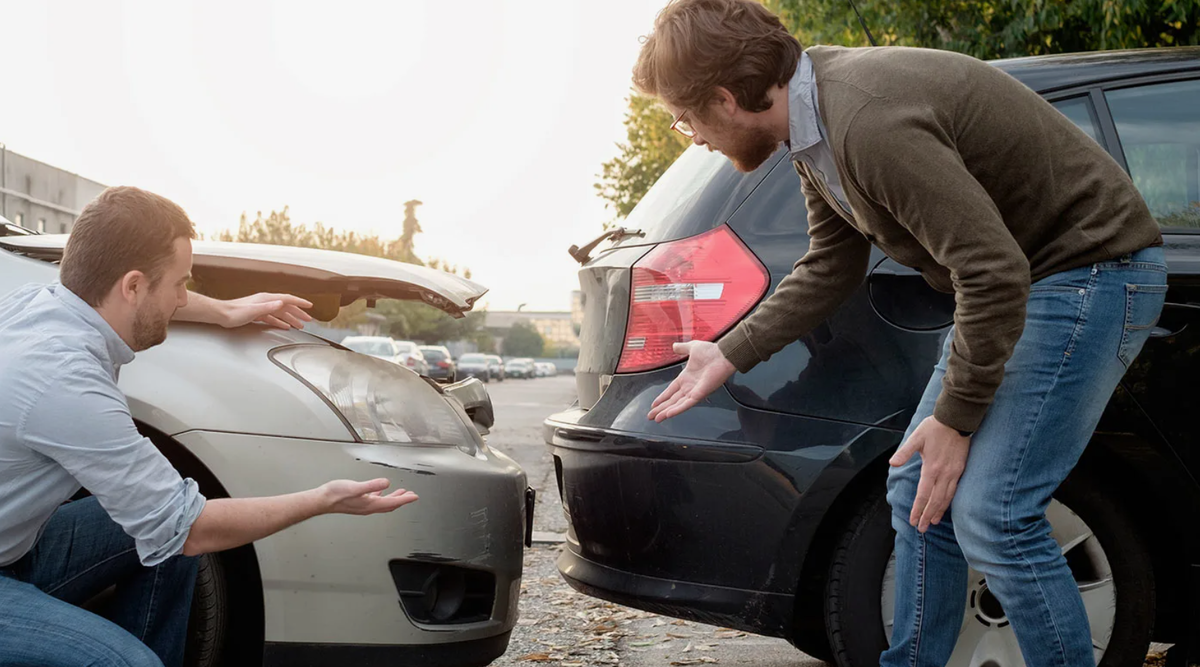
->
<box><xmin>0</xmin><ymin>186</ymin><xmax>420</xmax><ymax>667</ymax></box>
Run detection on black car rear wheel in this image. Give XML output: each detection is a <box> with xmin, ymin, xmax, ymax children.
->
<box><xmin>824</xmin><ymin>469</ymin><xmax>1154</xmax><ymax>667</ymax></box>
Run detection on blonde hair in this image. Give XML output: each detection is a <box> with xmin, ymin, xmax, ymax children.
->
<box><xmin>633</xmin><ymin>0</ymin><xmax>802</xmax><ymax>115</ymax></box>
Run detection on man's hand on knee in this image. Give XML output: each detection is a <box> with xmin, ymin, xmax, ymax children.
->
<box><xmin>890</xmin><ymin>416</ymin><xmax>970</xmax><ymax>533</ymax></box>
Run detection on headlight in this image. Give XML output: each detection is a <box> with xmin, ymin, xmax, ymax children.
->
<box><xmin>271</xmin><ymin>345</ymin><xmax>483</xmax><ymax>455</ymax></box>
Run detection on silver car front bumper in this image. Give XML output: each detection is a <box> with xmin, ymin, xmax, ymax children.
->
<box><xmin>174</xmin><ymin>430</ymin><xmax>528</xmax><ymax>650</ymax></box>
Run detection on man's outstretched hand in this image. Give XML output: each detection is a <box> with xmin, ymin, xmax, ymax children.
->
<box><xmin>647</xmin><ymin>341</ymin><xmax>737</xmax><ymax>422</ymax></box>
<box><xmin>223</xmin><ymin>293</ymin><xmax>314</xmax><ymax>329</ymax></box>
<box><xmin>320</xmin><ymin>478</ymin><xmax>420</xmax><ymax>516</ymax></box>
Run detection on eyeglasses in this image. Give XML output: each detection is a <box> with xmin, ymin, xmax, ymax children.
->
<box><xmin>670</xmin><ymin>109</ymin><xmax>696</xmax><ymax>139</ymax></box>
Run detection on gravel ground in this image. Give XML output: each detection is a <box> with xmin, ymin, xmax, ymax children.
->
<box><xmin>492</xmin><ymin>544</ymin><xmax>816</xmax><ymax>667</ymax></box>
<box><xmin>491</xmin><ymin>543</ymin><xmax>632</xmax><ymax>667</ymax></box>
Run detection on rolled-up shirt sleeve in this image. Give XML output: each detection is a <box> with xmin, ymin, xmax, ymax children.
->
<box><xmin>19</xmin><ymin>363</ymin><xmax>206</xmax><ymax>565</ymax></box>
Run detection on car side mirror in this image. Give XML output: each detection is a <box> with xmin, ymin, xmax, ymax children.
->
<box><xmin>443</xmin><ymin>377</ymin><xmax>495</xmax><ymax>436</ymax></box>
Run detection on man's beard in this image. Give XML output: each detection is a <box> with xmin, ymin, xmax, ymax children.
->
<box><xmin>715</xmin><ymin>122</ymin><xmax>779</xmax><ymax>172</ymax></box>
<box><xmin>132</xmin><ymin>304</ymin><xmax>171</xmax><ymax>351</ymax></box>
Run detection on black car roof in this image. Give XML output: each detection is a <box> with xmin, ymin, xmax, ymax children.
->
<box><xmin>993</xmin><ymin>46</ymin><xmax>1200</xmax><ymax>94</ymax></box>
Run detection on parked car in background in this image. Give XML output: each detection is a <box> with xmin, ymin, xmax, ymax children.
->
<box><xmin>457</xmin><ymin>353</ymin><xmax>493</xmax><ymax>382</ymax></box>
<box><xmin>393</xmin><ymin>340</ymin><xmax>430</xmax><ymax>376</ymax></box>
<box><xmin>486</xmin><ymin>355</ymin><xmax>506</xmax><ymax>382</ymax></box>
<box><xmin>420</xmin><ymin>345</ymin><xmax>457</xmax><ymax>383</ymax></box>
<box><xmin>0</xmin><ymin>227</ymin><xmax>532</xmax><ymax>667</ymax></box>
<box><xmin>339</xmin><ymin>336</ymin><xmax>430</xmax><ymax>376</ymax></box>
<box><xmin>504</xmin><ymin>358</ymin><xmax>534</xmax><ymax>379</ymax></box>
<box><xmin>534</xmin><ymin>362</ymin><xmax>557</xmax><ymax>377</ymax></box>
<box><xmin>546</xmin><ymin>48</ymin><xmax>1200</xmax><ymax>667</ymax></box>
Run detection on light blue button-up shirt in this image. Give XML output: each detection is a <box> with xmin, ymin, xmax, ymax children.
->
<box><xmin>787</xmin><ymin>52</ymin><xmax>853</xmax><ymax>214</ymax></box>
<box><xmin>0</xmin><ymin>283</ymin><xmax>205</xmax><ymax>567</ymax></box>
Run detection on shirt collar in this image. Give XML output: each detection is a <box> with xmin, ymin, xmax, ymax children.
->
<box><xmin>51</xmin><ymin>283</ymin><xmax>136</xmax><ymax>368</ymax></box>
<box><xmin>787</xmin><ymin>52</ymin><xmax>822</xmax><ymax>155</ymax></box>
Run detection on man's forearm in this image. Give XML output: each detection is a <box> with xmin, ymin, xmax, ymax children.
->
<box><xmin>173</xmin><ymin>291</ymin><xmax>229</xmax><ymax>325</ymax></box>
<box><xmin>182</xmin><ymin>489</ymin><xmax>327</xmax><ymax>556</ymax></box>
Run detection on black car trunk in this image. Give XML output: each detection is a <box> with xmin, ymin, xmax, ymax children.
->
<box><xmin>573</xmin><ymin>147</ymin><xmax>785</xmax><ymax>409</ymax></box>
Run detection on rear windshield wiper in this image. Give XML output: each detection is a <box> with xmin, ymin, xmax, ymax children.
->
<box><xmin>568</xmin><ymin>227</ymin><xmax>645</xmax><ymax>265</ymax></box>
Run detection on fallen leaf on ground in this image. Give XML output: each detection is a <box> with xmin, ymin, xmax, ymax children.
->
<box><xmin>590</xmin><ymin>620</ymin><xmax>619</xmax><ymax>634</ymax></box>
<box><xmin>516</xmin><ymin>653</ymin><xmax>552</xmax><ymax>662</ymax></box>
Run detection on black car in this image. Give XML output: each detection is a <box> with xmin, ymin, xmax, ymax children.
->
<box><xmin>545</xmin><ymin>47</ymin><xmax>1200</xmax><ymax>667</ymax></box>
<box><xmin>419</xmin><ymin>345</ymin><xmax>457</xmax><ymax>383</ymax></box>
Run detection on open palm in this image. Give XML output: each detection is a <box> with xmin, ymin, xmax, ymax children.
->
<box><xmin>647</xmin><ymin>341</ymin><xmax>737</xmax><ymax>422</ymax></box>
<box><xmin>321</xmin><ymin>479</ymin><xmax>419</xmax><ymax>516</ymax></box>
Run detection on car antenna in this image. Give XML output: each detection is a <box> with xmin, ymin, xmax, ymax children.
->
<box><xmin>847</xmin><ymin>0</ymin><xmax>878</xmax><ymax>46</ymax></box>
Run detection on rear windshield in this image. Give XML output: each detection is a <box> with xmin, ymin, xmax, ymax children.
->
<box><xmin>395</xmin><ymin>342</ymin><xmax>415</xmax><ymax>353</ymax></box>
<box><xmin>459</xmin><ymin>354</ymin><xmax>487</xmax><ymax>362</ymax></box>
<box><xmin>343</xmin><ymin>339</ymin><xmax>392</xmax><ymax>356</ymax></box>
<box><xmin>421</xmin><ymin>348</ymin><xmax>448</xmax><ymax>361</ymax></box>
<box><xmin>613</xmin><ymin>145</ymin><xmax>784</xmax><ymax>247</ymax></box>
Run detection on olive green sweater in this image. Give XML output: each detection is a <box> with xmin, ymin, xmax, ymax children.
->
<box><xmin>717</xmin><ymin>46</ymin><xmax>1162</xmax><ymax>433</ymax></box>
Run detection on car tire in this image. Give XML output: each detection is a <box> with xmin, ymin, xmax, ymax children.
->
<box><xmin>824</xmin><ymin>468</ymin><xmax>1155</xmax><ymax>667</ymax></box>
<box><xmin>184</xmin><ymin>553</ymin><xmax>227</xmax><ymax>667</ymax></box>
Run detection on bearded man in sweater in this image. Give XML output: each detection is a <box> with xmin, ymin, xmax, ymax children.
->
<box><xmin>638</xmin><ymin>1</ymin><xmax>1165</xmax><ymax>665</ymax></box>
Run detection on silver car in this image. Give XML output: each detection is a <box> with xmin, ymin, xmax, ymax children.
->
<box><xmin>393</xmin><ymin>339</ymin><xmax>431</xmax><ymax>375</ymax></box>
<box><xmin>341</xmin><ymin>335</ymin><xmax>430</xmax><ymax>376</ymax></box>
<box><xmin>0</xmin><ymin>226</ymin><xmax>532</xmax><ymax>667</ymax></box>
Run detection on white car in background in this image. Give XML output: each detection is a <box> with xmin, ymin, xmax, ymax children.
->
<box><xmin>534</xmin><ymin>362</ymin><xmax>557</xmax><ymax>378</ymax></box>
<box><xmin>392</xmin><ymin>339</ymin><xmax>430</xmax><ymax>375</ymax></box>
<box><xmin>341</xmin><ymin>335</ymin><xmax>429</xmax><ymax>376</ymax></box>
<box><xmin>0</xmin><ymin>223</ymin><xmax>533</xmax><ymax>667</ymax></box>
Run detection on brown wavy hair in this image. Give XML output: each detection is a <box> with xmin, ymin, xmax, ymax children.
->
<box><xmin>633</xmin><ymin>0</ymin><xmax>802</xmax><ymax>117</ymax></box>
<box><xmin>61</xmin><ymin>186</ymin><xmax>196</xmax><ymax>306</ymax></box>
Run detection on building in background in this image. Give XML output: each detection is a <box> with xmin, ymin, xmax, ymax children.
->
<box><xmin>485</xmin><ymin>309</ymin><xmax>581</xmax><ymax>356</ymax></box>
<box><xmin>0</xmin><ymin>145</ymin><xmax>106</xmax><ymax>233</ymax></box>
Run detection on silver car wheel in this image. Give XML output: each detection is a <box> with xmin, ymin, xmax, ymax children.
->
<box><xmin>879</xmin><ymin>499</ymin><xmax>1116</xmax><ymax>667</ymax></box>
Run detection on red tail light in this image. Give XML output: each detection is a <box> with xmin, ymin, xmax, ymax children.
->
<box><xmin>616</xmin><ymin>225</ymin><xmax>768</xmax><ymax>374</ymax></box>
<box><xmin>406</xmin><ymin>357</ymin><xmax>417</xmax><ymax>367</ymax></box>
<box><xmin>438</xmin><ymin>361</ymin><xmax>451</xmax><ymax>369</ymax></box>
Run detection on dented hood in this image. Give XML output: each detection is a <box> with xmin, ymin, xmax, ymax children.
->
<box><xmin>0</xmin><ymin>235</ymin><xmax>488</xmax><ymax>319</ymax></box>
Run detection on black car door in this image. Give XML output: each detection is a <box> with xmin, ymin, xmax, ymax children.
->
<box><xmin>1098</xmin><ymin>76</ymin><xmax>1200</xmax><ymax>476</ymax></box>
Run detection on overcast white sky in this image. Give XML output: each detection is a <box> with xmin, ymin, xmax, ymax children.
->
<box><xmin>0</xmin><ymin>0</ymin><xmax>670</xmax><ymax>311</ymax></box>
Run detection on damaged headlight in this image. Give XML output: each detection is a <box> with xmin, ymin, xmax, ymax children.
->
<box><xmin>271</xmin><ymin>345</ymin><xmax>483</xmax><ymax>455</ymax></box>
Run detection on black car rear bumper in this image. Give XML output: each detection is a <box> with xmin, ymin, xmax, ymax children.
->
<box><xmin>557</xmin><ymin>548</ymin><xmax>795</xmax><ymax>638</ymax></box>
<box><xmin>544</xmin><ymin>369</ymin><xmax>904</xmax><ymax>643</ymax></box>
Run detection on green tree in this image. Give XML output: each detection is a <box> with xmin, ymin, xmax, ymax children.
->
<box><xmin>766</xmin><ymin>0</ymin><xmax>1200</xmax><ymax>58</ymax></box>
<box><xmin>595</xmin><ymin>94</ymin><xmax>693</xmax><ymax>223</ymax></box>
<box><xmin>503</xmin><ymin>321</ymin><xmax>545</xmax><ymax>358</ymax></box>
<box><xmin>598</xmin><ymin>0</ymin><xmax>1200</xmax><ymax>220</ymax></box>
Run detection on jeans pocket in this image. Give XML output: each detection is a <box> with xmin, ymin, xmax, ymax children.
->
<box><xmin>1118</xmin><ymin>283</ymin><xmax>1168</xmax><ymax>368</ymax></box>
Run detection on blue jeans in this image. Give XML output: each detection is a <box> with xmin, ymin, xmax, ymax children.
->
<box><xmin>0</xmin><ymin>497</ymin><xmax>198</xmax><ymax>667</ymax></box>
<box><xmin>882</xmin><ymin>247</ymin><xmax>1167</xmax><ymax>667</ymax></box>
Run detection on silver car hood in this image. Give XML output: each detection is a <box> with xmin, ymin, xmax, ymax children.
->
<box><xmin>0</xmin><ymin>234</ymin><xmax>488</xmax><ymax>318</ymax></box>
